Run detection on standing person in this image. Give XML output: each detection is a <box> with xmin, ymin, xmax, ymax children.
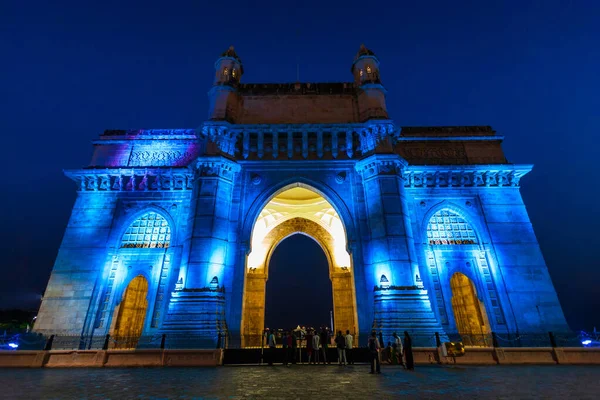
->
<box><xmin>335</xmin><ymin>331</ymin><xmax>347</xmax><ymax>365</ymax></box>
<box><xmin>368</xmin><ymin>331</ymin><xmax>381</xmax><ymax>374</ymax></box>
<box><xmin>291</xmin><ymin>329</ymin><xmax>298</xmax><ymax>364</ymax></box>
<box><xmin>282</xmin><ymin>331</ymin><xmax>289</xmax><ymax>366</ymax></box>
<box><xmin>378</xmin><ymin>332</ymin><xmax>384</xmax><ymax>364</ymax></box>
<box><xmin>345</xmin><ymin>330</ymin><xmax>354</xmax><ymax>365</ymax></box>
<box><xmin>403</xmin><ymin>331</ymin><xmax>414</xmax><ymax>371</ymax></box>
<box><xmin>306</xmin><ymin>329</ymin><xmax>314</xmax><ymax>364</ymax></box>
<box><xmin>320</xmin><ymin>327</ymin><xmax>328</xmax><ymax>364</ymax></box>
<box><xmin>312</xmin><ymin>330</ymin><xmax>321</xmax><ymax>364</ymax></box>
<box><xmin>267</xmin><ymin>329</ymin><xmax>277</xmax><ymax>366</ymax></box>
<box><xmin>393</xmin><ymin>332</ymin><xmax>404</xmax><ymax>366</ymax></box>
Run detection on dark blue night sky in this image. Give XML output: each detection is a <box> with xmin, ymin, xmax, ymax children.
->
<box><xmin>1</xmin><ymin>1</ymin><xmax>598</xmax><ymax>330</ymax></box>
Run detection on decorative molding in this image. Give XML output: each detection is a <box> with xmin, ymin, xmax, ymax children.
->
<box><xmin>195</xmin><ymin>157</ymin><xmax>241</xmax><ymax>180</ymax></box>
<box><xmin>357</xmin><ymin>121</ymin><xmax>397</xmax><ymax>154</ymax></box>
<box><xmin>201</xmin><ymin>123</ymin><xmax>238</xmax><ymax>156</ymax></box>
<box><xmin>102</xmin><ymin>129</ymin><xmax>197</xmax><ymax>138</ymax></box>
<box><xmin>128</xmin><ymin>148</ymin><xmax>196</xmax><ymax>167</ymax></box>
<box><xmin>65</xmin><ymin>168</ymin><xmax>194</xmax><ymax>192</ymax></box>
<box><xmin>402</xmin><ymin>165</ymin><xmax>532</xmax><ymax>188</ymax></box>
<box><xmin>251</xmin><ymin>173</ymin><xmax>262</xmax><ymax>185</ymax></box>
<box><xmin>335</xmin><ymin>171</ymin><xmax>347</xmax><ymax>184</ymax></box>
<box><xmin>355</xmin><ymin>154</ymin><xmax>408</xmax><ymax>180</ymax></box>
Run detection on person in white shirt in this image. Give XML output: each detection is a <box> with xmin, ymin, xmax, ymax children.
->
<box><xmin>345</xmin><ymin>330</ymin><xmax>354</xmax><ymax>365</ymax></box>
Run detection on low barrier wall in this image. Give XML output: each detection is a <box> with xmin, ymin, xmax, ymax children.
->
<box><xmin>0</xmin><ymin>349</ymin><xmax>223</xmax><ymax>368</ymax></box>
<box><xmin>2</xmin><ymin>347</ymin><xmax>599</xmax><ymax>367</ymax></box>
<box><xmin>414</xmin><ymin>347</ymin><xmax>600</xmax><ymax>365</ymax></box>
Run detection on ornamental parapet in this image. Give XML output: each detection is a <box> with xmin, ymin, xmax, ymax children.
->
<box><xmin>65</xmin><ymin>168</ymin><xmax>194</xmax><ymax>192</ymax></box>
<box><xmin>199</xmin><ymin>120</ymin><xmax>399</xmax><ymax>161</ymax></box>
<box><xmin>402</xmin><ymin>165</ymin><xmax>532</xmax><ymax>188</ymax></box>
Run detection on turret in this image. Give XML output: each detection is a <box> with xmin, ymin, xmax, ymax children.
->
<box><xmin>207</xmin><ymin>46</ymin><xmax>243</xmax><ymax>121</ymax></box>
<box><xmin>351</xmin><ymin>44</ymin><xmax>388</xmax><ymax>121</ymax></box>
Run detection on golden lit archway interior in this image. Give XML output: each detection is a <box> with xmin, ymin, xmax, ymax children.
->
<box><xmin>450</xmin><ymin>272</ymin><xmax>491</xmax><ymax>346</ymax></box>
<box><xmin>111</xmin><ymin>275</ymin><xmax>149</xmax><ymax>349</ymax></box>
<box><xmin>242</xmin><ymin>186</ymin><xmax>357</xmax><ymax>346</ymax></box>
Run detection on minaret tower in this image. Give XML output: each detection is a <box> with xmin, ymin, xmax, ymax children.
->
<box><xmin>207</xmin><ymin>46</ymin><xmax>243</xmax><ymax>121</ymax></box>
<box><xmin>351</xmin><ymin>44</ymin><xmax>388</xmax><ymax>121</ymax></box>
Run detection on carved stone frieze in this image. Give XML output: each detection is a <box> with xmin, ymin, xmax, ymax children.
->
<box><xmin>402</xmin><ymin>165</ymin><xmax>531</xmax><ymax>188</ymax></box>
<box><xmin>65</xmin><ymin>168</ymin><xmax>195</xmax><ymax>192</ymax></box>
<box><xmin>128</xmin><ymin>148</ymin><xmax>196</xmax><ymax>167</ymax></box>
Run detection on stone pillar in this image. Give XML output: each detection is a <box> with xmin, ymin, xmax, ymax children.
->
<box><xmin>162</xmin><ymin>156</ymin><xmax>240</xmax><ymax>339</ymax></box>
<box><xmin>355</xmin><ymin>154</ymin><xmax>445</xmax><ymax>343</ymax></box>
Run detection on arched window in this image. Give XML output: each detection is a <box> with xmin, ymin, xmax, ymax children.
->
<box><xmin>121</xmin><ymin>212</ymin><xmax>171</xmax><ymax>249</ymax></box>
<box><xmin>427</xmin><ymin>209</ymin><xmax>477</xmax><ymax>245</ymax></box>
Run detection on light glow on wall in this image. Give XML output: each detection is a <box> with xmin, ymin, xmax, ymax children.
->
<box><xmin>247</xmin><ymin>187</ymin><xmax>351</xmax><ymax>271</ymax></box>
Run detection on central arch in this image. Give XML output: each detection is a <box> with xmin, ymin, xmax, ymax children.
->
<box><xmin>241</xmin><ymin>185</ymin><xmax>358</xmax><ymax>347</ymax></box>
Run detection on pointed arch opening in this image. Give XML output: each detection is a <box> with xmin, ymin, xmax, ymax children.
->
<box><xmin>450</xmin><ymin>272</ymin><xmax>491</xmax><ymax>346</ymax></box>
<box><xmin>120</xmin><ymin>211</ymin><xmax>171</xmax><ymax>249</ymax></box>
<box><xmin>241</xmin><ymin>185</ymin><xmax>358</xmax><ymax>347</ymax></box>
<box><xmin>111</xmin><ymin>275</ymin><xmax>149</xmax><ymax>349</ymax></box>
<box><xmin>427</xmin><ymin>209</ymin><xmax>477</xmax><ymax>246</ymax></box>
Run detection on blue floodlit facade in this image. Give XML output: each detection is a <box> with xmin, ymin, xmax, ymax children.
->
<box><xmin>35</xmin><ymin>45</ymin><xmax>569</xmax><ymax>344</ymax></box>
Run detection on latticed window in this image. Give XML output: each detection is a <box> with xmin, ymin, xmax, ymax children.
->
<box><xmin>427</xmin><ymin>209</ymin><xmax>477</xmax><ymax>245</ymax></box>
<box><xmin>121</xmin><ymin>212</ymin><xmax>171</xmax><ymax>249</ymax></box>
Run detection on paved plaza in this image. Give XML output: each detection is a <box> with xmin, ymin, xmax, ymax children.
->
<box><xmin>0</xmin><ymin>365</ymin><xmax>599</xmax><ymax>399</ymax></box>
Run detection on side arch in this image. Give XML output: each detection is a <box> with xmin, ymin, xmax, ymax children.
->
<box><xmin>108</xmin><ymin>204</ymin><xmax>178</xmax><ymax>250</ymax></box>
<box><xmin>420</xmin><ymin>200</ymin><xmax>486</xmax><ymax>246</ymax></box>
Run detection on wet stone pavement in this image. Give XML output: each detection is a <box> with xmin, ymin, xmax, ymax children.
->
<box><xmin>1</xmin><ymin>365</ymin><xmax>599</xmax><ymax>399</ymax></box>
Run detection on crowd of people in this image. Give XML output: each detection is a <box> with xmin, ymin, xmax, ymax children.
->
<box><xmin>263</xmin><ymin>326</ymin><xmax>415</xmax><ymax>373</ymax></box>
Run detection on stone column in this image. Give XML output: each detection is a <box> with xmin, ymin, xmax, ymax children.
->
<box><xmin>162</xmin><ymin>156</ymin><xmax>240</xmax><ymax>339</ymax></box>
<box><xmin>355</xmin><ymin>154</ymin><xmax>445</xmax><ymax>343</ymax></box>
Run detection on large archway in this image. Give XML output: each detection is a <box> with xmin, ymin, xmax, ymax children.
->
<box><xmin>450</xmin><ymin>272</ymin><xmax>491</xmax><ymax>346</ymax></box>
<box><xmin>111</xmin><ymin>275</ymin><xmax>149</xmax><ymax>349</ymax></box>
<box><xmin>265</xmin><ymin>234</ymin><xmax>333</xmax><ymax>330</ymax></box>
<box><xmin>241</xmin><ymin>185</ymin><xmax>358</xmax><ymax>347</ymax></box>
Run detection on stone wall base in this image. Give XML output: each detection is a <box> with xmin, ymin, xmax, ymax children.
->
<box><xmin>413</xmin><ymin>347</ymin><xmax>600</xmax><ymax>365</ymax></box>
<box><xmin>0</xmin><ymin>349</ymin><xmax>223</xmax><ymax>368</ymax></box>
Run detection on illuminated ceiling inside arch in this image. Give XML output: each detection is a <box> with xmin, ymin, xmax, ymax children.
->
<box><xmin>247</xmin><ymin>187</ymin><xmax>350</xmax><ymax>270</ymax></box>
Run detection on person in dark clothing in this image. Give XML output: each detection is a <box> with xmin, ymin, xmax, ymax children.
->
<box><xmin>368</xmin><ymin>331</ymin><xmax>381</xmax><ymax>374</ymax></box>
<box><xmin>403</xmin><ymin>331</ymin><xmax>414</xmax><ymax>371</ymax></box>
<box><xmin>291</xmin><ymin>329</ymin><xmax>298</xmax><ymax>364</ymax></box>
<box><xmin>320</xmin><ymin>327</ymin><xmax>328</xmax><ymax>364</ymax></box>
<box><xmin>282</xmin><ymin>331</ymin><xmax>289</xmax><ymax>366</ymax></box>
<box><xmin>306</xmin><ymin>329</ymin><xmax>314</xmax><ymax>364</ymax></box>
<box><xmin>335</xmin><ymin>331</ymin><xmax>347</xmax><ymax>365</ymax></box>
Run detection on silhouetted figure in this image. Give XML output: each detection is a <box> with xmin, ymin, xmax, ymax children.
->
<box><xmin>335</xmin><ymin>330</ymin><xmax>347</xmax><ymax>365</ymax></box>
<box><xmin>320</xmin><ymin>327</ymin><xmax>329</xmax><ymax>364</ymax></box>
<box><xmin>312</xmin><ymin>331</ymin><xmax>321</xmax><ymax>364</ymax></box>
<box><xmin>368</xmin><ymin>331</ymin><xmax>381</xmax><ymax>374</ymax></box>
<box><xmin>306</xmin><ymin>329</ymin><xmax>314</xmax><ymax>364</ymax></box>
<box><xmin>282</xmin><ymin>331</ymin><xmax>290</xmax><ymax>366</ymax></box>
<box><xmin>404</xmin><ymin>331</ymin><xmax>414</xmax><ymax>370</ymax></box>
